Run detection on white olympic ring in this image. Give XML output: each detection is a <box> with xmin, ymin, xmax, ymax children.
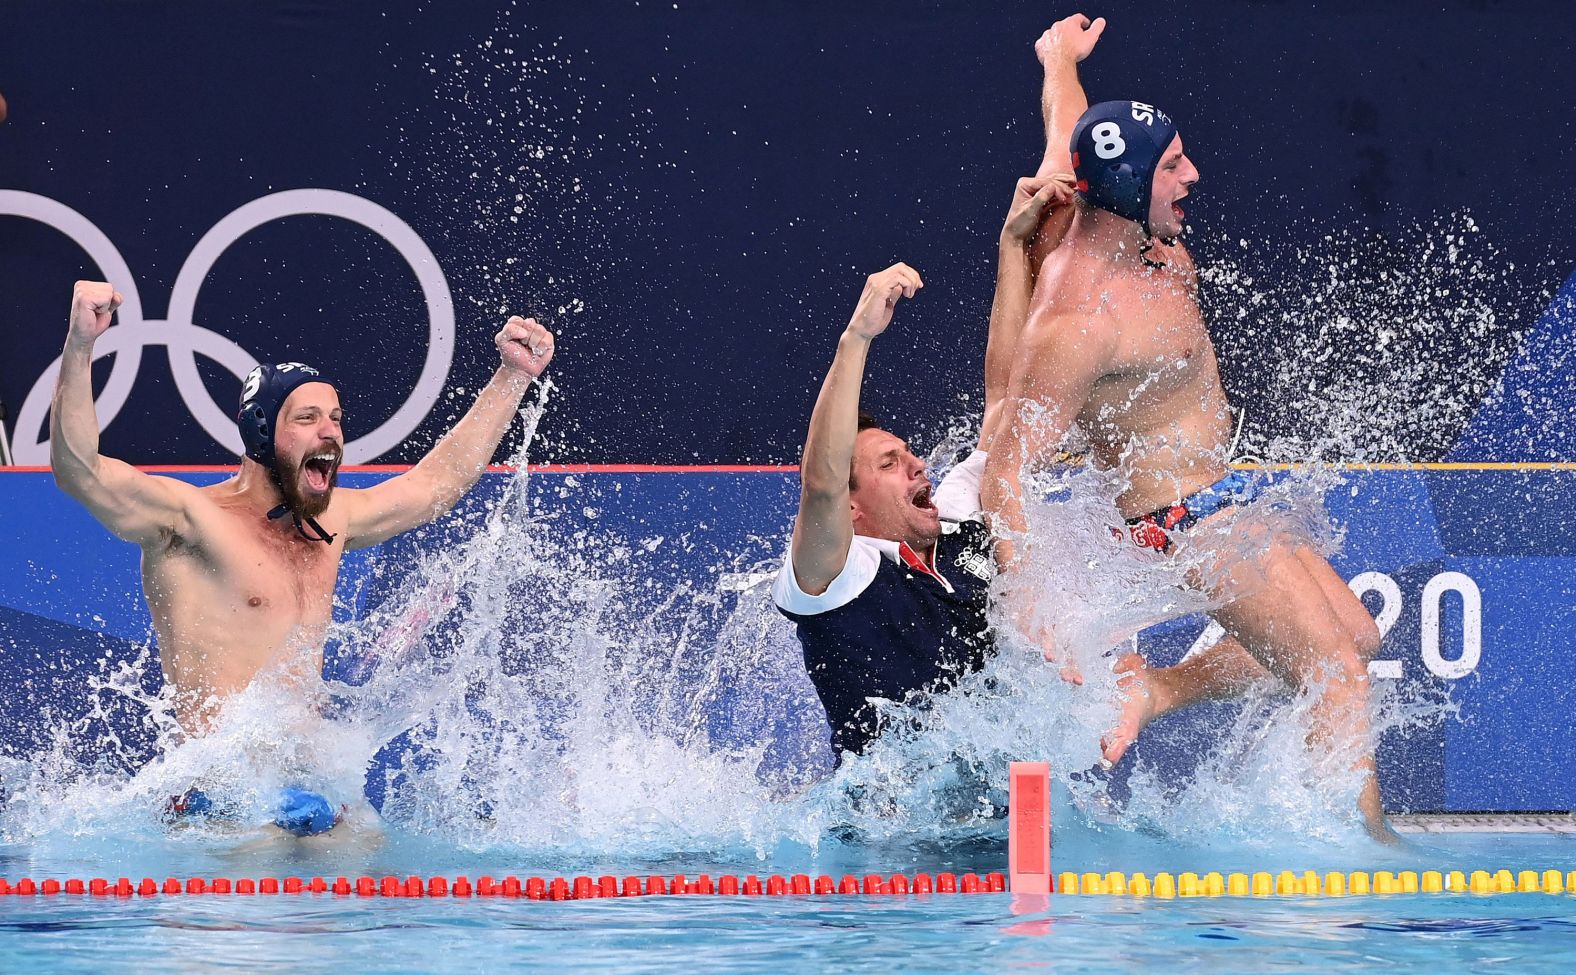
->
<box><xmin>2</xmin><ymin>189</ymin><xmax>455</xmax><ymax>465</ymax></box>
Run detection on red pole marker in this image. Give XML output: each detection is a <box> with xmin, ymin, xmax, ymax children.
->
<box><xmin>670</xmin><ymin>874</ymin><xmax>687</xmax><ymax>894</ymax></box>
<box><xmin>571</xmin><ymin>876</ymin><xmax>593</xmax><ymax>900</ymax></box>
<box><xmin>137</xmin><ymin>879</ymin><xmax>157</xmax><ymax>896</ymax></box>
<box><xmin>186</xmin><ymin>879</ymin><xmax>207</xmax><ymax>895</ymax></box>
<box><xmin>403</xmin><ymin>877</ymin><xmax>424</xmax><ymax>898</ymax></box>
<box><xmin>308</xmin><ymin>877</ymin><xmax>327</xmax><ymax>894</ymax></box>
<box><xmin>889</xmin><ymin>875</ymin><xmax>910</xmax><ymax>895</ymax></box>
<box><xmin>354</xmin><ymin>877</ymin><xmax>374</xmax><ymax>897</ymax></box>
<box><xmin>838</xmin><ymin>875</ymin><xmax>858</xmax><ymax>895</ymax></box>
<box><xmin>913</xmin><ymin>874</ymin><xmax>934</xmax><ymax>894</ymax></box>
<box><xmin>504</xmin><ymin>876</ymin><xmax>526</xmax><ymax>898</ymax></box>
<box><xmin>765</xmin><ymin>875</ymin><xmax>787</xmax><ymax>896</ymax></box>
<box><xmin>332</xmin><ymin>877</ymin><xmax>351</xmax><ymax>896</ymax></box>
<box><xmin>718</xmin><ymin>876</ymin><xmax>740</xmax><ymax>896</ymax></box>
<box><xmin>283</xmin><ymin>878</ymin><xmax>303</xmax><ymax>894</ymax></box>
<box><xmin>645</xmin><ymin>876</ymin><xmax>667</xmax><ymax>896</ymax></box>
<box><xmin>0</xmin><ymin>879</ymin><xmax>12</xmax><ymax>895</ymax></box>
<box><xmin>428</xmin><ymin>877</ymin><xmax>448</xmax><ymax>897</ymax></box>
<box><xmin>937</xmin><ymin>873</ymin><xmax>957</xmax><ymax>893</ymax></box>
<box><xmin>236</xmin><ymin>879</ymin><xmax>257</xmax><ymax>896</ymax></box>
<box><xmin>17</xmin><ymin>879</ymin><xmax>38</xmax><ymax>896</ymax></box>
<box><xmin>548</xmin><ymin>878</ymin><xmax>570</xmax><ymax>901</ymax></box>
<box><xmin>741</xmin><ymin>875</ymin><xmax>762</xmax><ymax>896</ymax></box>
<box><xmin>115</xmin><ymin>878</ymin><xmax>134</xmax><ymax>896</ymax></box>
<box><xmin>260</xmin><ymin>878</ymin><xmax>280</xmax><ymax>895</ymax></box>
<box><xmin>42</xmin><ymin>879</ymin><xmax>62</xmax><ymax>896</ymax></box>
<box><xmin>1008</xmin><ymin>761</ymin><xmax>1052</xmax><ymax>895</ymax></box>
<box><xmin>452</xmin><ymin>877</ymin><xmax>473</xmax><ymax>897</ymax></box>
<box><xmin>65</xmin><ymin>879</ymin><xmax>86</xmax><ymax>895</ymax></box>
<box><xmin>622</xmin><ymin>876</ymin><xmax>644</xmax><ymax>897</ymax></box>
<box><xmin>598</xmin><ymin>876</ymin><xmax>619</xmax><ymax>899</ymax></box>
<box><xmin>164</xmin><ymin>878</ymin><xmax>183</xmax><ymax>895</ymax></box>
<box><xmin>89</xmin><ymin>878</ymin><xmax>108</xmax><ymax>896</ymax></box>
<box><xmin>862</xmin><ymin>874</ymin><xmax>882</xmax><ymax>895</ymax></box>
<box><xmin>813</xmin><ymin>876</ymin><xmax>834</xmax><ymax>895</ymax></box>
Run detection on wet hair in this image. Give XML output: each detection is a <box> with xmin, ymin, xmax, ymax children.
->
<box><xmin>849</xmin><ymin>411</ymin><xmax>882</xmax><ymax>491</ymax></box>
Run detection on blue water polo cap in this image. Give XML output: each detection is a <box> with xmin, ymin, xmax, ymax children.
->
<box><xmin>237</xmin><ymin>362</ymin><xmax>331</xmax><ymax>468</ymax></box>
<box><xmin>272</xmin><ymin>787</ymin><xmax>339</xmax><ymax>837</ymax></box>
<box><xmin>1070</xmin><ymin>100</ymin><xmax>1179</xmax><ymax>237</ymax></box>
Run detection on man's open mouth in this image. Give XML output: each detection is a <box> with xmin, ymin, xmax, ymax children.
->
<box><xmin>1172</xmin><ymin>193</ymin><xmax>1189</xmax><ymax>221</ymax></box>
<box><xmin>911</xmin><ymin>483</ymin><xmax>936</xmax><ymax>512</ymax></box>
<box><xmin>303</xmin><ymin>452</ymin><xmax>339</xmax><ymax>493</ymax></box>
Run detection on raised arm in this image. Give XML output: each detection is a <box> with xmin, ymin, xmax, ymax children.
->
<box><xmin>51</xmin><ymin>281</ymin><xmax>196</xmax><ymax>545</ymax></box>
<box><xmin>790</xmin><ymin>263</ymin><xmax>922</xmax><ymax>595</ymax></box>
<box><xmin>981</xmin><ymin>175</ymin><xmax>1076</xmax><ymax>452</ymax></box>
<box><xmin>342</xmin><ymin>315</ymin><xmax>554</xmax><ymax>549</ymax></box>
<box><xmin>1034</xmin><ymin>14</ymin><xmax>1104</xmax><ymax>178</ymax></box>
<box><xmin>980</xmin><ymin>298</ymin><xmax>1114</xmax><ymax>567</ymax></box>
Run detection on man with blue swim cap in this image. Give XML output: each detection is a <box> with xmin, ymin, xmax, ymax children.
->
<box><xmin>981</xmin><ymin>14</ymin><xmax>1391</xmax><ymax>839</ymax></box>
<box><xmin>773</xmin><ymin>18</ymin><xmax>1275</xmax><ymax>764</ymax></box>
<box><xmin>50</xmin><ymin>280</ymin><xmax>556</xmax><ymax>836</ymax></box>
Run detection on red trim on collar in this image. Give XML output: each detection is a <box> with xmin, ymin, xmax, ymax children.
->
<box><xmin>897</xmin><ymin>541</ymin><xmax>943</xmax><ymax>583</ymax></box>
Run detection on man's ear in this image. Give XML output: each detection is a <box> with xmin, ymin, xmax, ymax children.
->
<box><xmin>848</xmin><ymin>495</ymin><xmax>864</xmax><ymax>530</ymax></box>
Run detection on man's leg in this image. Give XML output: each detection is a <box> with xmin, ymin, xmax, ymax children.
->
<box><xmin>1102</xmin><ymin>635</ymin><xmax>1276</xmax><ymax>764</ymax></box>
<box><xmin>1208</xmin><ymin>538</ymin><xmax>1389</xmax><ymax>838</ymax></box>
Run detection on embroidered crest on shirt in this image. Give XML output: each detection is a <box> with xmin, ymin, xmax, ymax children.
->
<box><xmin>955</xmin><ymin>548</ymin><xmax>994</xmax><ymax>582</ymax></box>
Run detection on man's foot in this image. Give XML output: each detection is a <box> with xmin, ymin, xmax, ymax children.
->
<box><xmin>1100</xmin><ymin>652</ymin><xmax>1159</xmax><ymax>766</ymax></box>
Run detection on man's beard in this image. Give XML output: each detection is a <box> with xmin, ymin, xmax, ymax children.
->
<box><xmin>273</xmin><ymin>446</ymin><xmax>341</xmax><ymax>519</ymax></box>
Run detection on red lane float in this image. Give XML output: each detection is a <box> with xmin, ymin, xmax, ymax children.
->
<box><xmin>0</xmin><ymin>870</ymin><xmax>1009</xmax><ymax>900</ymax></box>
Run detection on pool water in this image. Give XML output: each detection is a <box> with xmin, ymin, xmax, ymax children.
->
<box><xmin>3</xmin><ymin>829</ymin><xmax>1574</xmax><ymax>973</ymax></box>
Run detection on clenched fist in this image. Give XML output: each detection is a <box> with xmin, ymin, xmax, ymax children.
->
<box><xmin>68</xmin><ymin>281</ymin><xmax>124</xmax><ymax>349</ymax></box>
<box><xmin>496</xmin><ymin>315</ymin><xmax>555</xmax><ymax>378</ymax></box>
<box><xmin>1035</xmin><ymin>13</ymin><xmax>1106</xmax><ymax>66</ymax></box>
<box><xmin>845</xmin><ymin>263</ymin><xmax>923</xmax><ymax>342</ymax></box>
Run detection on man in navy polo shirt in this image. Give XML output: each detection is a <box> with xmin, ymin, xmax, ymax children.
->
<box><xmin>773</xmin><ymin>261</ymin><xmax>994</xmax><ymax>755</ymax></box>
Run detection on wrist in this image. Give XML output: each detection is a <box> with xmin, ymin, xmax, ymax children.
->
<box><xmin>839</xmin><ymin>327</ymin><xmax>875</xmax><ymax>348</ymax></box>
<box><xmin>62</xmin><ymin>335</ymin><xmax>96</xmax><ymax>359</ymax></box>
<box><xmin>998</xmin><ymin>231</ymin><xmax>1031</xmax><ymax>254</ymax></box>
<box><xmin>493</xmin><ymin>364</ymin><xmax>535</xmax><ymax>395</ymax></box>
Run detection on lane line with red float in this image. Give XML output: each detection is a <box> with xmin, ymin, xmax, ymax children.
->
<box><xmin>0</xmin><ymin>765</ymin><xmax>1051</xmax><ymax>903</ymax></box>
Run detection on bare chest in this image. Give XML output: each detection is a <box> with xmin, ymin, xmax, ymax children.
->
<box><xmin>147</xmin><ymin>505</ymin><xmax>344</xmax><ymax>626</ymax></box>
<box><xmin>1083</xmin><ymin>276</ymin><xmax>1220</xmax><ymax>433</ymax></box>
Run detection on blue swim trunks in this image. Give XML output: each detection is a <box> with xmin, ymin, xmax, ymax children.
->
<box><xmin>1118</xmin><ymin>469</ymin><xmax>1261</xmax><ymax>554</ymax></box>
<box><xmin>165</xmin><ymin>785</ymin><xmax>341</xmax><ymax>837</ymax></box>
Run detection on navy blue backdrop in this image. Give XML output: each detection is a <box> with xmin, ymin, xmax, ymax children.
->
<box><xmin>3</xmin><ymin>0</ymin><xmax>1572</xmax><ymax>465</ymax></box>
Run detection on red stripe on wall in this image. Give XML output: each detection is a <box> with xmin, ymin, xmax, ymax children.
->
<box><xmin>0</xmin><ymin>464</ymin><xmax>800</xmax><ymax>474</ymax></box>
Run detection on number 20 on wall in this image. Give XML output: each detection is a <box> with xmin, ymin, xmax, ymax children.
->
<box><xmin>1349</xmin><ymin>571</ymin><xmax>1482</xmax><ymax>680</ymax></box>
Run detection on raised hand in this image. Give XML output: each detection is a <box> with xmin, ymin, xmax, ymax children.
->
<box><xmin>846</xmin><ymin>263</ymin><xmax>923</xmax><ymax>341</ymax></box>
<box><xmin>1035</xmin><ymin>13</ymin><xmax>1106</xmax><ymax>66</ymax></box>
<box><xmin>1003</xmin><ymin>174</ymin><xmax>1077</xmax><ymax>243</ymax></box>
<box><xmin>68</xmin><ymin>280</ymin><xmax>124</xmax><ymax>348</ymax></box>
<box><xmin>495</xmin><ymin>315</ymin><xmax>555</xmax><ymax>378</ymax></box>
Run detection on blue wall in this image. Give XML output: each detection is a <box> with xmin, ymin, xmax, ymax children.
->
<box><xmin>3</xmin><ymin>465</ymin><xmax>1574</xmax><ymax>813</ymax></box>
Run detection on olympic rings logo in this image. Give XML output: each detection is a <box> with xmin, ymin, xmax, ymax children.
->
<box><xmin>2</xmin><ymin>189</ymin><xmax>454</xmax><ymax>465</ymax></box>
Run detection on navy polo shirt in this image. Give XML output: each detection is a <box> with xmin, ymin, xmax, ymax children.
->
<box><xmin>773</xmin><ymin>500</ymin><xmax>996</xmax><ymax>755</ymax></box>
